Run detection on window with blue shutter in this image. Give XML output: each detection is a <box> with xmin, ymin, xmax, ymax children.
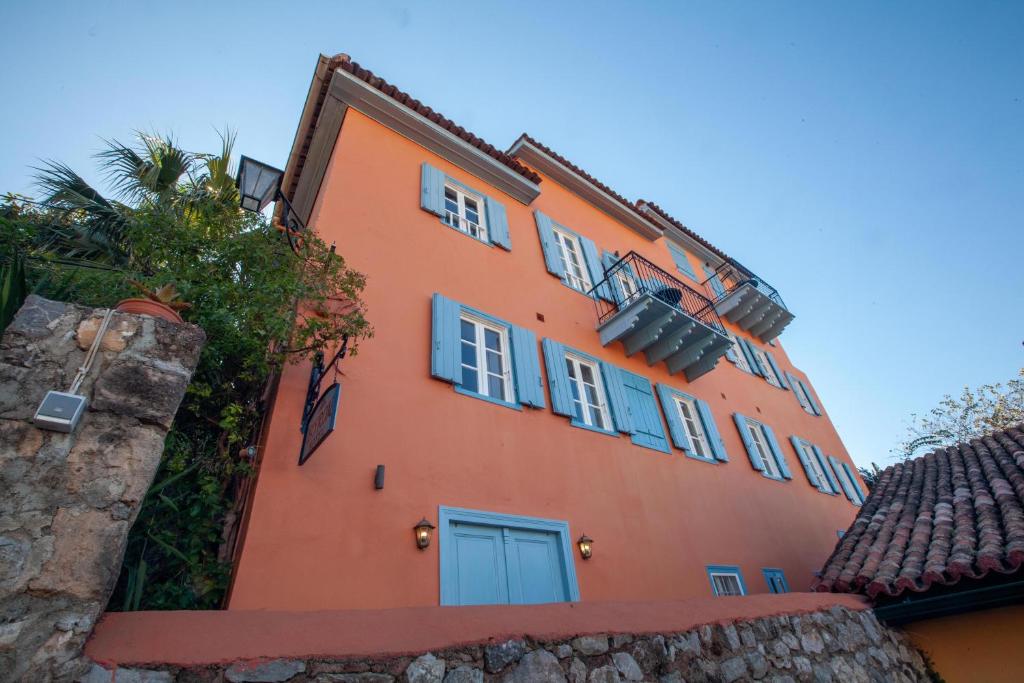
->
<box><xmin>420</xmin><ymin>163</ymin><xmax>511</xmax><ymax>250</ymax></box>
<box><xmin>812</xmin><ymin>444</ymin><xmax>840</xmax><ymax>494</ymax></box>
<box><xmin>764</xmin><ymin>351</ymin><xmax>788</xmax><ymax>389</ymax></box>
<box><xmin>542</xmin><ymin>339</ymin><xmax>631</xmax><ymax>437</ymax></box>
<box><xmin>786</xmin><ymin>372</ymin><xmax>822</xmax><ymax>416</ymax></box>
<box><xmin>656</xmin><ymin>384</ymin><xmax>728</xmax><ymax>463</ymax></box>
<box><xmin>828</xmin><ymin>455</ymin><xmax>861</xmax><ymax>504</ymax></box>
<box><xmin>430</xmin><ymin>293</ymin><xmax>543</xmax><ymax>410</ymax></box>
<box><xmin>666</xmin><ymin>242</ymin><xmax>698</xmax><ymax>281</ymax></box>
<box><xmin>841</xmin><ymin>461</ymin><xmax>867</xmax><ymax>504</ymax></box>
<box><xmin>762</xmin><ymin>568</ymin><xmax>789</xmax><ymax>593</ymax></box>
<box><xmin>706</xmin><ymin>565</ymin><xmax>747</xmax><ymax>596</ymax></box>
<box><xmin>534</xmin><ymin>212</ymin><xmax>605</xmax><ymax>298</ymax></box>
<box><xmin>789</xmin><ymin>436</ymin><xmax>838</xmax><ymax>493</ymax></box>
<box><xmin>702</xmin><ymin>264</ymin><xmax>727</xmax><ymax>299</ymax></box>
<box><xmin>734</xmin><ymin>414</ymin><xmax>790</xmax><ymax>481</ymax></box>
<box><xmin>621</xmin><ymin>371</ymin><xmax>669</xmax><ymax>453</ymax></box>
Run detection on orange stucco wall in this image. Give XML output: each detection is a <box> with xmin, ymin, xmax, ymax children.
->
<box><xmin>228</xmin><ymin>109</ymin><xmax>863</xmax><ymax>610</ymax></box>
<box><xmin>901</xmin><ymin>605</ymin><xmax>1024</xmax><ymax>683</ymax></box>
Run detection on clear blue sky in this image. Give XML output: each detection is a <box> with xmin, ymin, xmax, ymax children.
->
<box><xmin>2</xmin><ymin>1</ymin><xmax>1021</xmax><ymax>467</ymax></box>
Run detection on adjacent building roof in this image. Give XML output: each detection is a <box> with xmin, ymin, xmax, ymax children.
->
<box><xmin>815</xmin><ymin>425</ymin><xmax>1024</xmax><ymax>598</ymax></box>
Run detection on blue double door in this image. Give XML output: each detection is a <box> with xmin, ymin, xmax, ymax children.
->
<box><xmin>447</xmin><ymin>520</ymin><xmax>572</xmax><ymax>606</ymax></box>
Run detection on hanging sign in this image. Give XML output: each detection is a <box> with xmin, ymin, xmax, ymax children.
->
<box><xmin>298</xmin><ymin>382</ymin><xmax>340</xmax><ymax>465</ymax></box>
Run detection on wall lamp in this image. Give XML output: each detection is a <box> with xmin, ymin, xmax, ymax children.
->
<box><xmin>236</xmin><ymin>155</ymin><xmax>305</xmax><ymax>255</ymax></box>
<box><xmin>414</xmin><ymin>518</ymin><xmax>435</xmax><ymax>550</ymax></box>
<box><xmin>577</xmin><ymin>534</ymin><xmax>593</xmax><ymax>560</ymax></box>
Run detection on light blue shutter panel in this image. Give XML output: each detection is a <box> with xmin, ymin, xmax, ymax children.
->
<box><xmin>787</xmin><ymin>372</ymin><xmax>808</xmax><ymax>409</ymax></box>
<box><xmin>801</xmin><ymin>380</ymin><xmax>823</xmax><ymax>416</ymax></box>
<box><xmin>748</xmin><ymin>342</ymin><xmax>769</xmax><ymax>377</ymax></box>
<box><xmin>739</xmin><ymin>338</ymin><xmax>762</xmax><ymax>376</ymax></box>
<box><xmin>761</xmin><ymin>424</ymin><xmax>792</xmax><ymax>479</ymax></box>
<box><xmin>541</xmin><ymin>339</ymin><xmax>574</xmax><ymax>417</ymax></box>
<box><xmin>812</xmin><ymin>444</ymin><xmax>840</xmax><ymax>493</ymax></box>
<box><xmin>601</xmin><ymin>252</ymin><xmax>625</xmax><ymax>304</ymax></box>
<box><xmin>733</xmin><ymin>413</ymin><xmax>765</xmax><ymax>472</ymax></box>
<box><xmin>829</xmin><ymin>455</ymin><xmax>857</xmax><ymax>501</ymax></box>
<box><xmin>697</xmin><ymin>400</ymin><xmax>729</xmax><ymax>462</ymax></box>
<box><xmin>667</xmin><ymin>243</ymin><xmax>697</xmax><ymax>280</ymax></box>
<box><xmin>724</xmin><ymin>336</ymin><xmax>738</xmax><ymax>364</ymax></box>
<box><xmin>842</xmin><ymin>462</ymin><xmax>867</xmax><ymax>503</ymax></box>
<box><xmin>600</xmin><ymin>361</ymin><xmax>635</xmax><ymax>434</ymax></box>
<box><xmin>702</xmin><ymin>265</ymin><xmax>726</xmax><ymax>298</ymax></box>
<box><xmin>656</xmin><ymin>384</ymin><xmax>691</xmax><ymax>453</ymax></box>
<box><xmin>578</xmin><ymin>234</ymin><xmax>604</xmax><ymax>298</ymax></box>
<box><xmin>534</xmin><ymin>211</ymin><xmax>565</xmax><ymax>278</ymax></box>
<box><xmin>430</xmin><ymin>293</ymin><xmax>461</xmax><ymax>384</ymax></box>
<box><xmin>789</xmin><ymin>436</ymin><xmax>819</xmax><ymax>487</ymax></box>
<box><xmin>420</xmin><ymin>163</ymin><xmax>446</xmax><ymax>216</ymax></box>
<box><xmin>765</xmin><ymin>352</ymin><xmax>788</xmax><ymax>389</ymax></box>
<box><xmin>510</xmin><ymin>325</ymin><xmax>544</xmax><ymax>409</ymax></box>
<box><xmin>485</xmin><ymin>196</ymin><xmax>511</xmax><ymax>250</ymax></box>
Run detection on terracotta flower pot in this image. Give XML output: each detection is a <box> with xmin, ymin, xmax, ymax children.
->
<box><xmin>115</xmin><ymin>298</ymin><xmax>184</xmax><ymax>324</ymax></box>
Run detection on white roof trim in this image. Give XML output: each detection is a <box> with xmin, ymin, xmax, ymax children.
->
<box><xmin>329</xmin><ymin>69</ymin><xmax>540</xmax><ymax>205</ymax></box>
<box><xmin>508</xmin><ymin>137</ymin><xmax>663</xmax><ymax>241</ymax></box>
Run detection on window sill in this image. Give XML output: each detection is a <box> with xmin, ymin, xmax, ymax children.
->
<box><xmin>569</xmin><ymin>419</ymin><xmax>619</xmax><ymax>438</ymax></box>
<box><xmin>557</xmin><ymin>278</ymin><xmax>597</xmax><ymax>300</ymax></box>
<box><xmin>684</xmin><ymin>452</ymin><xmax>720</xmax><ymax>465</ymax></box>
<box><xmin>760</xmin><ymin>472</ymin><xmax>790</xmax><ymax>483</ymax></box>
<box><xmin>438</xmin><ymin>217</ymin><xmax>493</xmax><ymax>247</ymax></box>
<box><xmin>454</xmin><ymin>385</ymin><xmax>522</xmax><ymax>411</ymax></box>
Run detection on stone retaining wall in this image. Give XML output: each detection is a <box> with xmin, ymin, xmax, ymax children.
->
<box><xmin>82</xmin><ymin>605</ymin><xmax>933</xmax><ymax>683</ymax></box>
<box><xmin>0</xmin><ymin>296</ymin><xmax>204</xmax><ymax>682</ymax></box>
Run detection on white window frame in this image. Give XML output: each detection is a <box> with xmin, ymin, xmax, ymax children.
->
<box><xmin>750</xmin><ymin>346</ymin><xmax>781</xmax><ymax>388</ymax></box>
<box><xmin>747</xmin><ymin>420</ymin><xmax>780</xmax><ymax>478</ymax></box>
<box><xmin>727</xmin><ymin>332</ymin><xmax>752</xmax><ymax>373</ymax></box>
<box><xmin>798</xmin><ymin>440</ymin><xmax>831</xmax><ymax>491</ymax></box>
<box><xmin>710</xmin><ymin>571</ymin><xmax>745</xmax><ymax>596</ymax></box>
<box><xmin>552</xmin><ymin>227</ymin><xmax>592</xmax><ymax>293</ymax></box>
<box><xmin>614</xmin><ymin>269</ymin><xmax>639</xmax><ymax>301</ymax></box>
<box><xmin>459</xmin><ymin>314</ymin><xmax>514</xmax><ymax>403</ymax></box>
<box><xmin>674</xmin><ymin>395</ymin><xmax>711</xmax><ymax>459</ymax></box>
<box><xmin>564</xmin><ymin>353</ymin><xmax>611</xmax><ymax>431</ymax></box>
<box><xmin>443</xmin><ymin>183</ymin><xmax>488</xmax><ymax>241</ymax></box>
<box><xmin>794</xmin><ymin>381</ymin><xmax>817</xmax><ymax>415</ymax></box>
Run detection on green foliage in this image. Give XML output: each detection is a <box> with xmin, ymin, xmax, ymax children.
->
<box><xmin>895</xmin><ymin>369</ymin><xmax>1024</xmax><ymax>459</ymax></box>
<box><xmin>857</xmin><ymin>462</ymin><xmax>882</xmax><ymax>492</ymax></box>
<box><xmin>1</xmin><ymin>132</ymin><xmax>371</xmax><ymax>609</ymax></box>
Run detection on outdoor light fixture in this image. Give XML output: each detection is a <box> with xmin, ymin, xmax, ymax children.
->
<box><xmin>577</xmin><ymin>534</ymin><xmax>593</xmax><ymax>560</ymax></box>
<box><xmin>414</xmin><ymin>518</ymin><xmax>435</xmax><ymax>550</ymax></box>
<box><xmin>236</xmin><ymin>155</ymin><xmax>305</xmax><ymax>254</ymax></box>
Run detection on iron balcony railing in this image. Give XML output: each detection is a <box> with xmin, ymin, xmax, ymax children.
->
<box><xmin>589</xmin><ymin>251</ymin><xmax>725</xmax><ymax>333</ymax></box>
<box><xmin>704</xmin><ymin>258</ymin><xmax>787</xmax><ymax>310</ymax></box>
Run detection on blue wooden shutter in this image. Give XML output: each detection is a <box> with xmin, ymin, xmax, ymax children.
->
<box><xmin>739</xmin><ymin>338</ymin><xmax>762</xmax><ymax>376</ymax></box>
<box><xmin>702</xmin><ymin>264</ymin><xmax>726</xmax><ymax>298</ymax></box>
<box><xmin>601</xmin><ymin>252</ymin><xmax>625</xmax><ymax>304</ymax></box>
<box><xmin>765</xmin><ymin>352</ymin><xmax>788</xmax><ymax>389</ymax></box>
<box><xmin>510</xmin><ymin>325</ymin><xmax>544</xmax><ymax>408</ymax></box>
<box><xmin>786</xmin><ymin>372</ymin><xmax>809</xmax><ymax>410</ymax></box>
<box><xmin>828</xmin><ymin>455</ymin><xmax>857</xmax><ymax>501</ymax></box>
<box><xmin>724</xmin><ymin>334</ymin><xmax>738</xmax><ymax>364</ymax></box>
<box><xmin>733</xmin><ymin>413</ymin><xmax>765</xmax><ymax>472</ymax></box>
<box><xmin>656</xmin><ymin>384</ymin><xmax>691</xmax><ymax>453</ymax></box>
<box><xmin>801</xmin><ymin>379</ymin><xmax>823</xmax><ymax>415</ymax></box>
<box><xmin>421</xmin><ymin>163</ymin><xmax>446</xmax><ymax>216</ymax></box>
<box><xmin>534</xmin><ymin>211</ymin><xmax>565</xmax><ymax>278</ymax></box>
<box><xmin>789</xmin><ymin>436</ymin><xmax>820</xmax><ymax>488</ymax></box>
<box><xmin>485</xmin><ymin>196</ymin><xmax>511</xmax><ymax>250</ymax></box>
<box><xmin>541</xmin><ymin>338</ymin><xmax>573</xmax><ymax>417</ymax></box>
<box><xmin>430</xmin><ymin>293</ymin><xmax>461</xmax><ymax>384</ymax></box>
<box><xmin>697</xmin><ymin>400</ymin><xmax>729</xmax><ymax>462</ymax></box>
<box><xmin>841</xmin><ymin>462</ymin><xmax>867</xmax><ymax>503</ymax></box>
<box><xmin>761</xmin><ymin>424</ymin><xmax>792</xmax><ymax>479</ymax></box>
<box><xmin>600</xmin><ymin>361</ymin><xmax>635</xmax><ymax>434</ymax></box>
<box><xmin>578</xmin><ymin>235</ymin><xmax>604</xmax><ymax>298</ymax></box>
<box><xmin>667</xmin><ymin>243</ymin><xmax>697</xmax><ymax>280</ymax></box>
<box><xmin>812</xmin><ymin>444</ymin><xmax>840</xmax><ymax>493</ymax></box>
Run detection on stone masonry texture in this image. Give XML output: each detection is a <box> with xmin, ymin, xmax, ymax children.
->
<box><xmin>0</xmin><ymin>296</ymin><xmax>204</xmax><ymax>682</ymax></box>
<box><xmin>81</xmin><ymin>605</ymin><xmax>934</xmax><ymax>682</ymax></box>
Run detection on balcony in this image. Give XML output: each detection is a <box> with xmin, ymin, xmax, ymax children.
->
<box><xmin>589</xmin><ymin>252</ymin><xmax>732</xmax><ymax>382</ymax></box>
<box><xmin>703</xmin><ymin>259</ymin><xmax>794</xmax><ymax>343</ymax></box>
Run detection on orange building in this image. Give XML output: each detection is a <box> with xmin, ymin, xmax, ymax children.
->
<box><xmin>227</xmin><ymin>54</ymin><xmax>868</xmax><ymax>611</ymax></box>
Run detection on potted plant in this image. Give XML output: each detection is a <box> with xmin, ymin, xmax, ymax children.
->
<box><xmin>116</xmin><ymin>281</ymin><xmax>191</xmax><ymax>324</ymax></box>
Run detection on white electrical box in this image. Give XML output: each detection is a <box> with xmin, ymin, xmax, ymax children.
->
<box><xmin>33</xmin><ymin>391</ymin><xmax>87</xmax><ymax>433</ymax></box>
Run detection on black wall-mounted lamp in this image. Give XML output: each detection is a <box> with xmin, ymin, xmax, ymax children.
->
<box><xmin>236</xmin><ymin>155</ymin><xmax>305</xmax><ymax>255</ymax></box>
<box><xmin>414</xmin><ymin>518</ymin><xmax>435</xmax><ymax>550</ymax></box>
<box><xmin>577</xmin><ymin>534</ymin><xmax>593</xmax><ymax>560</ymax></box>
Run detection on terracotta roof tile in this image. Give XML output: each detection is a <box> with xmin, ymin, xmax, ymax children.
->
<box><xmin>634</xmin><ymin>200</ymin><xmax>733</xmax><ymax>265</ymax></box>
<box><xmin>815</xmin><ymin>424</ymin><xmax>1024</xmax><ymax>598</ymax></box>
<box><xmin>336</xmin><ymin>57</ymin><xmax>541</xmax><ymax>184</ymax></box>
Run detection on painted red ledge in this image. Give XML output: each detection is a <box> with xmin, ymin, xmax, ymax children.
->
<box><xmin>86</xmin><ymin>594</ymin><xmax>868</xmax><ymax>667</ymax></box>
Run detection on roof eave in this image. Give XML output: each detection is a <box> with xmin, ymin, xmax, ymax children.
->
<box><xmin>635</xmin><ymin>203</ymin><xmax>722</xmax><ymax>266</ymax></box>
<box><xmin>508</xmin><ymin>136</ymin><xmax>663</xmax><ymax>242</ymax></box>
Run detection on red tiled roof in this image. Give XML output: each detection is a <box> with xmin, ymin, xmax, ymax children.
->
<box><xmin>635</xmin><ymin>200</ymin><xmax>733</xmax><ymax>265</ymax></box>
<box><xmin>337</xmin><ymin>57</ymin><xmax>541</xmax><ymax>184</ymax></box>
<box><xmin>815</xmin><ymin>425</ymin><xmax>1024</xmax><ymax>599</ymax></box>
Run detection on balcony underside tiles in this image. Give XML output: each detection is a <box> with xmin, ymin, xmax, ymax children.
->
<box><xmin>598</xmin><ymin>294</ymin><xmax>732</xmax><ymax>382</ymax></box>
<box><xmin>715</xmin><ymin>283</ymin><xmax>794</xmax><ymax>343</ymax></box>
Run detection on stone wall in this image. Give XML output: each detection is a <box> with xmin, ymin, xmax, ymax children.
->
<box><xmin>0</xmin><ymin>296</ymin><xmax>204</xmax><ymax>682</ymax></box>
<box><xmin>81</xmin><ymin>605</ymin><xmax>933</xmax><ymax>683</ymax></box>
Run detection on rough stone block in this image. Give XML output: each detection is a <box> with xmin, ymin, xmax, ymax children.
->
<box><xmin>484</xmin><ymin>639</ymin><xmax>526</xmax><ymax>673</ymax></box>
<box><xmin>611</xmin><ymin>652</ymin><xmax>643</xmax><ymax>681</ymax></box>
<box><xmin>405</xmin><ymin>653</ymin><xmax>444</xmax><ymax>683</ymax></box>
<box><xmin>502</xmin><ymin>650</ymin><xmax>566</xmax><ymax>683</ymax></box>
<box><xmin>441</xmin><ymin>666</ymin><xmax>482</xmax><ymax>683</ymax></box>
<box><xmin>571</xmin><ymin>635</ymin><xmax>609</xmax><ymax>656</ymax></box>
<box><xmin>226</xmin><ymin>659</ymin><xmax>306</xmax><ymax>682</ymax></box>
<box><xmin>587</xmin><ymin>665</ymin><xmax>621</xmax><ymax>683</ymax></box>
